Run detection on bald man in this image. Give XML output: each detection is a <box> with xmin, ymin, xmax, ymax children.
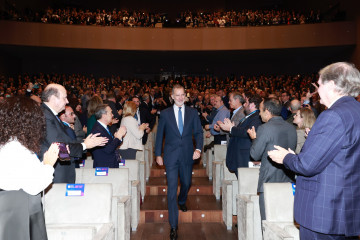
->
<box><xmin>39</xmin><ymin>84</ymin><xmax>108</xmax><ymax>183</ymax></box>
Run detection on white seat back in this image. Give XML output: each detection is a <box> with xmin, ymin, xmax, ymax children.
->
<box><xmin>264</xmin><ymin>182</ymin><xmax>294</xmax><ymax>222</ymax></box>
<box><xmin>214</xmin><ymin>144</ymin><xmax>227</xmax><ymax>161</ymax></box>
<box><xmin>119</xmin><ymin>159</ymin><xmax>140</xmax><ymax>181</ymax></box>
<box><xmin>76</xmin><ymin>168</ymin><xmax>130</xmax><ymax>196</ymax></box>
<box><xmin>45</xmin><ymin>183</ymin><xmax>112</xmax><ymax>224</ymax></box>
<box><xmin>238</xmin><ymin>168</ymin><xmax>259</xmax><ymax>195</ymax></box>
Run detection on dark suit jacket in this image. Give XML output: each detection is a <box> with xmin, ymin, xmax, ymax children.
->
<box><xmin>106</xmin><ymin>100</ymin><xmax>121</xmax><ymax>135</ymax></box>
<box><xmin>226</xmin><ymin>111</ymin><xmax>262</xmax><ymax>171</ymax></box>
<box><xmin>283</xmin><ymin>96</ymin><xmax>360</xmax><ymax>236</ymax></box>
<box><xmin>40</xmin><ymin>104</ymin><xmax>84</xmax><ymax>183</ymax></box>
<box><xmin>155</xmin><ymin>106</ymin><xmax>203</xmax><ymax>166</ymax></box>
<box><xmin>138</xmin><ymin>106</ymin><xmax>155</xmax><ymax>145</ymax></box>
<box><xmin>250</xmin><ymin>116</ymin><xmax>297</xmax><ymax>193</ymax></box>
<box><xmin>91</xmin><ymin>121</ymin><xmax>122</xmax><ymax>168</ymax></box>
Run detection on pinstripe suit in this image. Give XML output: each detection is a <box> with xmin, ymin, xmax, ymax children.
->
<box><xmin>284</xmin><ymin>96</ymin><xmax>360</xmax><ymax>236</ymax></box>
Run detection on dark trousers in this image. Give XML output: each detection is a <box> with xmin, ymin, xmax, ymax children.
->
<box><xmin>214</xmin><ymin>135</ymin><xmax>227</xmax><ymax>144</ymax></box>
<box><xmin>165</xmin><ymin>160</ymin><xmax>193</xmax><ymax>228</ymax></box>
<box><xmin>118</xmin><ymin>148</ymin><xmax>137</xmax><ymax>159</ymax></box>
<box><xmin>0</xmin><ymin>190</ymin><xmax>47</xmax><ymax>240</ymax></box>
<box><xmin>259</xmin><ymin>192</ymin><xmax>265</xmax><ymax>221</ymax></box>
<box><xmin>300</xmin><ymin>226</ymin><xmax>358</xmax><ymax>240</ymax></box>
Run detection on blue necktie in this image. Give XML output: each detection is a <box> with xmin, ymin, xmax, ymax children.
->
<box><xmin>55</xmin><ymin>115</ymin><xmax>61</xmax><ymax>123</ymax></box>
<box><xmin>178</xmin><ymin>107</ymin><xmax>183</xmax><ymax>135</ymax></box>
<box><xmin>134</xmin><ymin>112</ymin><xmax>138</xmax><ymax>121</ymax></box>
<box><xmin>106</xmin><ymin>127</ymin><xmax>113</xmax><ymax>138</ymax></box>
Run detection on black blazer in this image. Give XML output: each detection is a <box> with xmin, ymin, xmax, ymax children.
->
<box><xmin>226</xmin><ymin>111</ymin><xmax>262</xmax><ymax>171</ymax></box>
<box><xmin>138</xmin><ymin>106</ymin><xmax>155</xmax><ymax>145</ymax></box>
<box><xmin>40</xmin><ymin>103</ymin><xmax>84</xmax><ymax>183</ymax></box>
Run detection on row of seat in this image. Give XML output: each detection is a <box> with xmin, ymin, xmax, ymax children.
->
<box><xmin>204</xmin><ymin>132</ymin><xmax>299</xmax><ymax>240</ymax></box>
<box><xmin>43</xmin><ymin>129</ymin><xmax>157</xmax><ymax>240</ymax></box>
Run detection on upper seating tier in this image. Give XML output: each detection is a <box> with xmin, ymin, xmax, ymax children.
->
<box><xmin>0</xmin><ymin>21</ymin><xmax>355</xmax><ymax>51</ymax></box>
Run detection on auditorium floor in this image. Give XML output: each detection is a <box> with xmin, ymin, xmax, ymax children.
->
<box><xmin>131</xmin><ymin>157</ymin><xmax>238</xmax><ymax>239</ymax></box>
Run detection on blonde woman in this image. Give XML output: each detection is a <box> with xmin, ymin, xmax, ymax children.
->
<box><xmin>293</xmin><ymin>108</ymin><xmax>316</xmax><ymax>153</ymax></box>
<box><xmin>119</xmin><ymin>101</ymin><xmax>149</xmax><ymax>159</ymax></box>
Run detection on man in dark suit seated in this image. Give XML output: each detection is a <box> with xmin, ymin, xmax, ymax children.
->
<box><xmin>91</xmin><ymin>104</ymin><xmax>127</xmax><ymax>168</ymax></box>
<box><xmin>247</xmin><ymin>98</ymin><xmax>297</xmax><ymax>221</ymax></box>
<box><xmin>269</xmin><ymin>62</ymin><xmax>360</xmax><ymax>239</ymax></box>
<box><xmin>155</xmin><ymin>84</ymin><xmax>203</xmax><ymax>240</ymax></box>
<box><xmin>39</xmin><ymin>83</ymin><xmax>109</xmax><ymax>183</ymax></box>
<box><xmin>218</xmin><ymin>95</ymin><xmax>263</xmax><ymax>177</ymax></box>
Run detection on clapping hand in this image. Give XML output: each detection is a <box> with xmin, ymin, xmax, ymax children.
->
<box><xmin>43</xmin><ymin>143</ymin><xmax>60</xmax><ymax>166</ymax></box>
<box><xmin>84</xmin><ymin>133</ymin><xmax>109</xmax><ymax>149</ymax></box>
<box><xmin>217</xmin><ymin>118</ymin><xmax>234</xmax><ymax>132</ymax></box>
<box><xmin>268</xmin><ymin>145</ymin><xmax>295</xmax><ymax>164</ymax></box>
<box><xmin>247</xmin><ymin>126</ymin><xmax>257</xmax><ymax>140</ymax></box>
<box><xmin>115</xmin><ymin>126</ymin><xmax>127</xmax><ymax>139</ymax></box>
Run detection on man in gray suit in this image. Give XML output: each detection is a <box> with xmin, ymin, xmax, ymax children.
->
<box><xmin>247</xmin><ymin>98</ymin><xmax>297</xmax><ymax>221</ymax></box>
<box><xmin>215</xmin><ymin>91</ymin><xmax>245</xmax><ymax>143</ymax></box>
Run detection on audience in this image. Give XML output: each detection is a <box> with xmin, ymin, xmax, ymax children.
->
<box><xmin>247</xmin><ymin>98</ymin><xmax>297</xmax><ymax>221</ymax></box>
<box><xmin>40</xmin><ymin>83</ymin><xmax>108</xmax><ymax>183</ymax></box>
<box><xmin>119</xmin><ymin>101</ymin><xmax>148</xmax><ymax>159</ymax></box>
<box><xmin>0</xmin><ymin>96</ymin><xmax>59</xmax><ymax>239</ymax></box>
<box><xmin>2</xmin><ymin>7</ymin><xmax>339</xmax><ymax>28</ymax></box>
<box><xmin>205</xmin><ymin>95</ymin><xmax>230</xmax><ymax>144</ymax></box>
<box><xmin>293</xmin><ymin>107</ymin><xmax>316</xmax><ymax>153</ymax></box>
<box><xmin>218</xmin><ymin>94</ymin><xmax>262</xmax><ymax>177</ymax></box>
<box><xmin>179</xmin><ymin>9</ymin><xmax>323</xmax><ymax>27</ymax></box>
<box><xmin>91</xmin><ymin>104</ymin><xmax>127</xmax><ymax>168</ymax></box>
<box><xmin>131</xmin><ymin>96</ymin><xmax>155</xmax><ymax>145</ymax></box>
<box><xmin>86</xmin><ymin>95</ymin><xmax>103</xmax><ymax>135</ymax></box>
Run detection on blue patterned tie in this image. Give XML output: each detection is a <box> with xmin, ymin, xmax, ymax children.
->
<box><xmin>178</xmin><ymin>107</ymin><xmax>183</xmax><ymax>135</ymax></box>
<box><xmin>106</xmin><ymin>127</ymin><xmax>113</xmax><ymax>138</ymax></box>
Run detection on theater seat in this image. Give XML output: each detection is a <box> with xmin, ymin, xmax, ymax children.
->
<box><xmin>135</xmin><ymin>150</ymin><xmax>146</xmax><ymax>202</ymax></box>
<box><xmin>236</xmin><ymin>168</ymin><xmax>261</xmax><ymax>240</ymax></box>
<box><xmin>119</xmin><ymin>159</ymin><xmax>141</xmax><ymax>231</ymax></box>
<box><xmin>213</xmin><ymin>144</ymin><xmax>226</xmax><ymax>200</ymax></box>
<box><xmin>75</xmin><ymin>168</ymin><xmax>131</xmax><ymax>240</ymax></box>
<box><xmin>45</xmin><ymin>183</ymin><xmax>115</xmax><ymax>240</ymax></box>
<box><xmin>221</xmin><ymin>154</ymin><xmax>238</xmax><ymax>230</ymax></box>
<box><xmin>262</xmin><ymin>182</ymin><xmax>299</xmax><ymax>240</ymax></box>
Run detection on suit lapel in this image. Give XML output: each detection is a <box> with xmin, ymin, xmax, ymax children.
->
<box><xmin>169</xmin><ymin>108</ymin><xmax>181</xmax><ymax>136</ymax></box>
<box><xmin>42</xmin><ymin>103</ymin><xmax>66</xmax><ymax>131</ymax></box>
<box><xmin>183</xmin><ymin>106</ymin><xmax>191</xmax><ymax>134</ymax></box>
<box><xmin>98</xmin><ymin>122</ymin><xmax>113</xmax><ymax>139</ymax></box>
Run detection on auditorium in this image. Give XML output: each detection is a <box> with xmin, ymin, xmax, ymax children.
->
<box><xmin>1</xmin><ymin>0</ymin><xmax>360</xmax><ymax>239</ymax></box>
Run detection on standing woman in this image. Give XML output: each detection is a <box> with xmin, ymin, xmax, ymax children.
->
<box><xmin>87</xmin><ymin>95</ymin><xmax>103</xmax><ymax>135</ymax></box>
<box><xmin>293</xmin><ymin>108</ymin><xmax>316</xmax><ymax>153</ymax></box>
<box><xmin>119</xmin><ymin>101</ymin><xmax>148</xmax><ymax>159</ymax></box>
<box><xmin>0</xmin><ymin>96</ymin><xmax>59</xmax><ymax>240</ymax></box>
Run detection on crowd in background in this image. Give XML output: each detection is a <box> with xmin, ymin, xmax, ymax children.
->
<box><xmin>0</xmin><ymin>7</ymin><xmax>331</xmax><ymax>28</ymax></box>
<box><xmin>178</xmin><ymin>9</ymin><xmax>321</xmax><ymax>27</ymax></box>
<box><xmin>1</xmin><ymin>8</ymin><xmax>167</xmax><ymax>27</ymax></box>
<box><xmin>0</xmin><ymin>72</ymin><xmax>328</xmax><ymax>127</ymax></box>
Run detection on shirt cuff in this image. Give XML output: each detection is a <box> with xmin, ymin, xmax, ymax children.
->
<box><xmin>81</xmin><ymin>142</ymin><xmax>86</xmax><ymax>150</ymax></box>
<box><xmin>196</xmin><ymin>149</ymin><xmax>202</xmax><ymax>153</ymax></box>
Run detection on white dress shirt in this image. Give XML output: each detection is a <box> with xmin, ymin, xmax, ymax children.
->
<box><xmin>173</xmin><ymin>104</ymin><xmax>185</xmax><ymax>129</ymax></box>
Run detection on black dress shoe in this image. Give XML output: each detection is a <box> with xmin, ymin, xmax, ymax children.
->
<box><xmin>170</xmin><ymin>228</ymin><xmax>178</xmax><ymax>240</ymax></box>
<box><xmin>179</xmin><ymin>204</ymin><xmax>187</xmax><ymax>212</ymax></box>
